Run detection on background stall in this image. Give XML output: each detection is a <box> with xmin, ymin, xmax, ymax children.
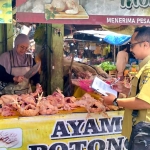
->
<box><xmin>0</xmin><ymin>0</ymin><xmax>149</xmax><ymax>149</ymax></box>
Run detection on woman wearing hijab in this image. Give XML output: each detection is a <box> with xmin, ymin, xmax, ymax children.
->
<box><xmin>0</xmin><ymin>34</ymin><xmax>40</xmax><ymax>95</ymax></box>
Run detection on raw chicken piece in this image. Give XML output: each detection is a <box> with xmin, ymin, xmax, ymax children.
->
<box><xmin>15</xmin><ymin>93</ymin><xmax>43</xmax><ymax>117</ymax></box>
<box><xmin>63</xmin><ymin>96</ymin><xmax>77</xmax><ymax>110</ymax></box>
<box><xmin>19</xmin><ymin>94</ymin><xmax>36</xmax><ymax>106</ymax></box>
<box><xmin>74</xmin><ymin>93</ymin><xmax>108</xmax><ymax>117</ymax></box>
<box><xmin>1</xmin><ymin>95</ymin><xmax>18</xmax><ymax>105</ymax></box>
<box><xmin>52</xmin><ymin>88</ymin><xmax>65</xmax><ymax>108</ymax></box>
<box><xmin>39</xmin><ymin>98</ymin><xmax>58</xmax><ymax>115</ymax></box>
<box><xmin>1</xmin><ymin>106</ymin><xmax>16</xmax><ymax>117</ymax></box>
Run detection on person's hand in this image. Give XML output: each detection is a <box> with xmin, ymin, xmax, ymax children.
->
<box><xmin>102</xmin><ymin>93</ymin><xmax>116</xmax><ymax>106</ymax></box>
<box><xmin>117</xmin><ymin>75</ymin><xmax>124</xmax><ymax>81</ymax></box>
<box><xmin>111</xmin><ymin>81</ymin><xmax>125</xmax><ymax>93</ymax></box>
<box><xmin>13</xmin><ymin>76</ymin><xmax>24</xmax><ymax>83</ymax></box>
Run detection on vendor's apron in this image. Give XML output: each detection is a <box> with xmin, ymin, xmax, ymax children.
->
<box><xmin>0</xmin><ymin>51</ymin><xmax>32</xmax><ymax>95</ymax></box>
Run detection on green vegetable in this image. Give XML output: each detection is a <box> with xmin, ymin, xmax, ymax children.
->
<box><xmin>98</xmin><ymin>61</ymin><xmax>116</xmax><ymax>71</ymax></box>
<box><xmin>45</xmin><ymin>8</ymin><xmax>59</xmax><ymax>20</ymax></box>
<box><xmin>6</xmin><ymin>11</ymin><xmax>12</xmax><ymax>14</ymax></box>
<box><xmin>2</xmin><ymin>3</ymin><xmax>12</xmax><ymax>8</ymax></box>
<box><xmin>53</xmin><ymin>7</ymin><xmax>59</xmax><ymax>14</ymax></box>
<box><xmin>0</xmin><ymin>18</ymin><xmax>4</xmax><ymax>23</ymax></box>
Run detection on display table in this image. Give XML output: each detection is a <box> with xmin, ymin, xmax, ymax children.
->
<box><xmin>0</xmin><ymin>111</ymin><xmax>128</xmax><ymax>150</ymax></box>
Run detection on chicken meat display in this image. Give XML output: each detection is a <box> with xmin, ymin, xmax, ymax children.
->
<box><xmin>0</xmin><ymin>85</ymin><xmax>113</xmax><ymax>117</ymax></box>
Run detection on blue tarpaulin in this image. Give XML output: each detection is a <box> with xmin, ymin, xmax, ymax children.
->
<box><xmin>75</xmin><ymin>30</ymin><xmax>131</xmax><ymax>46</ymax></box>
<box><xmin>103</xmin><ymin>33</ymin><xmax>131</xmax><ymax>46</ymax></box>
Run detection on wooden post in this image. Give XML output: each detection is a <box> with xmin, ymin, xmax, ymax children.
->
<box><xmin>3</xmin><ymin>25</ymin><xmax>7</xmax><ymax>52</ymax></box>
<box><xmin>114</xmin><ymin>45</ymin><xmax>116</xmax><ymax>63</ymax></box>
<box><xmin>6</xmin><ymin>24</ymin><xmax>13</xmax><ymax>51</ymax></box>
<box><xmin>46</xmin><ymin>24</ymin><xmax>64</xmax><ymax>94</ymax></box>
<box><xmin>0</xmin><ymin>24</ymin><xmax>3</xmax><ymax>54</ymax></box>
<box><xmin>0</xmin><ymin>24</ymin><xmax>8</xmax><ymax>54</ymax></box>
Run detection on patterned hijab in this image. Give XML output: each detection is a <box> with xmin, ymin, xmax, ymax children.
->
<box><xmin>0</xmin><ymin>34</ymin><xmax>30</xmax><ymax>74</ymax></box>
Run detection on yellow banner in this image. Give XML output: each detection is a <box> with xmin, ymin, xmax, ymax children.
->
<box><xmin>0</xmin><ymin>0</ymin><xmax>12</xmax><ymax>23</ymax></box>
<box><xmin>0</xmin><ymin>111</ymin><xmax>127</xmax><ymax>150</ymax></box>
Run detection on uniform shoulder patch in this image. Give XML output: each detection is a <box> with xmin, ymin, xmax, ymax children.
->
<box><xmin>141</xmin><ymin>69</ymin><xmax>150</xmax><ymax>84</ymax></box>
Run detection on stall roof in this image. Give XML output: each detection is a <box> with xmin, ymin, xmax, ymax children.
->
<box><xmin>74</xmin><ymin>30</ymin><xmax>131</xmax><ymax>45</ymax></box>
<box><xmin>64</xmin><ymin>25</ymin><xmax>102</xmax><ymax>36</ymax></box>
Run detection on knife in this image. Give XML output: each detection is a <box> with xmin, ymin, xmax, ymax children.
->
<box><xmin>24</xmin><ymin>62</ymin><xmax>41</xmax><ymax>79</ymax></box>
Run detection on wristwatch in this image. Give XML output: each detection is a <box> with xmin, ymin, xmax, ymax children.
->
<box><xmin>113</xmin><ymin>98</ymin><xmax>118</xmax><ymax>106</ymax></box>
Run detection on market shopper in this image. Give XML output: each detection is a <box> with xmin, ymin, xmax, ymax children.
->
<box><xmin>102</xmin><ymin>26</ymin><xmax>150</xmax><ymax>150</ymax></box>
<box><xmin>116</xmin><ymin>44</ymin><xmax>129</xmax><ymax>80</ymax></box>
<box><xmin>0</xmin><ymin>34</ymin><xmax>41</xmax><ymax>95</ymax></box>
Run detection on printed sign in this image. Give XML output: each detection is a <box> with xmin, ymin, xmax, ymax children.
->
<box><xmin>16</xmin><ymin>0</ymin><xmax>150</xmax><ymax>25</ymax></box>
<box><xmin>0</xmin><ymin>111</ymin><xmax>128</xmax><ymax>150</ymax></box>
<box><xmin>0</xmin><ymin>0</ymin><xmax>12</xmax><ymax>23</ymax></box>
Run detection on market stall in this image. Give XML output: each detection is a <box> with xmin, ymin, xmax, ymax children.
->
<box><xmin>72</xmin><ymin>30</ymin><xmax>131</xmax><ymax>62</ymax></box>
<box><xmin>0</xmin><ymin>0</ymin><xmax>148</xmax><ymax>149</ymax></box>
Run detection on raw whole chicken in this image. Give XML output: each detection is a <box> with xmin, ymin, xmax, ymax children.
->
<box><xmin>50</xmin><ymin>0</ymin><xmax>79</xmax><ymax>14</ymax></box>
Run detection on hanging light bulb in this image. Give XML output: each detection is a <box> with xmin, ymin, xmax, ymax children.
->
<box><xmin>99</xmin><ymin>38</ymin><xmax>102</xmax><ymax>41</ymax></box>
<box><xmin>85</xmin><ymin>47</ymin><xmax>88</xmax><ymax>50</ymax></box>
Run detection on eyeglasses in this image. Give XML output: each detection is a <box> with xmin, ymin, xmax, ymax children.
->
<box><xmin>130</xmin><ymin>41</ymin><xmax>144</xmax><ymax>49</ymax></box>
<box><xmin>19</xmin><ymin>45</ymin><xmax>29</xmax><ymax>51</ymax></box>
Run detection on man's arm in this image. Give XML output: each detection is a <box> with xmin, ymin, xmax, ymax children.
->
<box><xmin>117</xmin><ymin>97</ymin><xmax>150</xmax><ymax>109</ymax></box>
<box><xmin>104</xmin><ymin>68</ymin><xmax>150</xmax><ymax>110</ymax></box>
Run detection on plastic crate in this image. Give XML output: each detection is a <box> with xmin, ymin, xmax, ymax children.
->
<box><xmin>109</xmin><ymin>70</ymin><xmax>117</xmax><ymax>78</ymax></box>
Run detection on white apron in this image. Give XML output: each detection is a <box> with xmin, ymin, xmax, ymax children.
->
<box><xmin>1</xmin><ymin>52</ymin><xmax>33</xmax><ymax>95</ymax></box>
